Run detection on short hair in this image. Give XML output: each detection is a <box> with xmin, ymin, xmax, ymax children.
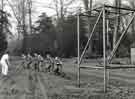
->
<box><xmin>4</xmin><ymin>50</ymin><xmax>10</xmax><ymax>54</ymax></box>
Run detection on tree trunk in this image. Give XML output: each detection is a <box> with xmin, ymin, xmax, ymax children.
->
<box><xmin>22</xmin><ymin>0</ymin><xmax>27</xmax><ymax>53</ymax></box>
<box><xmin>113</xmin><ymin>0</ymin><xmax>121</xmax><ymax>49</ymax></box>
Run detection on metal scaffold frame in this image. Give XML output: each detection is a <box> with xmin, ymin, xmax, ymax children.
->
<box><xmin>77</xmin><ymin>4</ymin><xmax>135</xmax><ymax>93</ymax></box>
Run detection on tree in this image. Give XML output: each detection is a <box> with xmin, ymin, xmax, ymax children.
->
<box><xmin>36</xmin><ymin>13</ymin><xmax>55</xmax><ymax>37</ymax></box>
<box><xmin>47</xmin><ymin>0</ymin><xmax>76</xmax><ymax>19</ymax></box>
<box><xmin>45</xmin><ymin>0</ymin><xmax>78</xmax><ymax>55</ymax></box>
<box><xmin>6</xmin><ymin>0</ymin><xmax>33</xmax><ymax>54</ymax></box>
<box><xmin>53</xmin><ymin>15</ymin><xmax>87</xmax><ymax>57</ymax></box>
<box><xmin>24</xmin><ymin>13</ymin><xmax>56</xmax><ymax>55</ymax></box>
<box><xmin>0</xmin><ymin>11</ymin><xmax>11</xmax><ymax>53</ymax></box>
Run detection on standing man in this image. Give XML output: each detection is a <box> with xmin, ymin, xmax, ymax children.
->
<box><xmin>46</xmin><ymin>54</ymin><xmax>54</xmax><ymax>72</ymax></box>
<box><xmin>54</xmin><ymin>57</ymin><xmax>63</xmax><ymax>74</ymax></box>
<box><xmin>38</xmin><ymin>54</ymin><xmax>44</xmax><ymax>72</ymax></box>
<box><xmin>0</xmin><ymin>51</ymin><xmax>10</xmax><ymax>76</ymax></box>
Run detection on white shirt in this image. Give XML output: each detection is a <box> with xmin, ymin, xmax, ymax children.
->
<box><xmin>0</xmin><ymin>54</ymin><xmax>9</xmax><ymax>64</ymax></box>
<box><xmin>38</xmin><ymin>55</ymin><xmax>44</xmax><ymax>61</ymax></box>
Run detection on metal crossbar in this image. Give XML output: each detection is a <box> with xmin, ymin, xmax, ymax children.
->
<box><xmin>105</xmin><ymin>5</ymin><xmax>135</xmax><ymax>11</ymax></box>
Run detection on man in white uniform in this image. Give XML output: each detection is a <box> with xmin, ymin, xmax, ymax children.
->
<box><xmin>0</xmin><ymin>51</ymin><xmax>10</xmax><ymax>75</ymax></box>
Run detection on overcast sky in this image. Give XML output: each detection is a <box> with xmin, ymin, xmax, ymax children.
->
<box><xmin>3</xmin><ymin>0</ymin><xmax>130</xmax><ymax>35</ymax></box>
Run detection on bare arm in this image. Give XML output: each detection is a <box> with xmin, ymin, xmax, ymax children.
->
<box><xmin>6</xmin><ymin>55</ymin><xmax>10</xmax><ymax>66</ymax></box>
<box><xmin>6</xmin><ymin>59</ymin><xmax>10</xmax><ymax>66</ymax></box>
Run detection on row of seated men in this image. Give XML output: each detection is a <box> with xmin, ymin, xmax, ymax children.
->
<box><xmin>21</xmin><ymin>53</ymin><xmax>63</xmax><ymax>74</ymax></box>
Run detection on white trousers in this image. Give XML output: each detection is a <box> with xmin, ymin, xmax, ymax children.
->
<box><xmin>1</xmin><ymin>62</ymin><xmax>8</xmax><ymax>75</ymax></box>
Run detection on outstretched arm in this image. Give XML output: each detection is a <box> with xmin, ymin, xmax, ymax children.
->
<box><xmin>6</xmin><ymin>59</ymin><xmax>10</xmax><ymax>66</ymax></box>
<box><xmin>6</xmin><ymin>55</ymin><xmax>10</xmax><ymax>66</ymax></box>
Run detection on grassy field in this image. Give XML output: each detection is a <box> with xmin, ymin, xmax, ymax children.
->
<box><xmin>0</xmin><ymin>57</ymin><xmax>135</xmax><ymax>99</ymax></box>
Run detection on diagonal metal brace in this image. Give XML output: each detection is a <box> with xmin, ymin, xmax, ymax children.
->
<box><xmin>79</xmin><ymin>10</ymin><xmax>103</xmax><ymax>65</ymax></box>
<box><xmin>108</xmin><ymin>12</ymin><xmax>135</xmax><ymax>63</ymax></box>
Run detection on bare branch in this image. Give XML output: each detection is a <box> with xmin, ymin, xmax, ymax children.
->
<box><xmin>64</xmin><ymin>0</ymin><xmax>76</xmax><ymax>6</ymax></box>
<box><xmin>42</xmin><ymin>5</ymin><xmax>56</xmax><ymax>11</ymax></box>
<box><xmin>6</xmin><ymin>0</ymin><xmax>21</xmax><ymax>24</ymax></box>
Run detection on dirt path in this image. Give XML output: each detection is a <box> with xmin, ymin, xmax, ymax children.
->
<box><xmin>0</xmin><ymin>58</ymin><xmax>135</xmax><ymax>99</ymax></box>
<box><xmin>0</xmin><ymin>65</ymin><xmax>47</xmax><ymax>99</ymax></box>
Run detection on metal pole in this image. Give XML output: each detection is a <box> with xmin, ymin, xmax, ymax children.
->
<box><xmin>103</xmin><ymin>5</ymin><xmax>107</xmax><ymax>93</ymax></box>
<box><xmin>105</xmin><ymin>5</ymin><xmax>135</xmax><ymax>12</ymax></box>
<box><xmin>106</xmin><ymin>19</ymin><xmax>110</xmax><ymax>86</ymax></box>
<box><xmin>107</xmin><ymin>19</ymin><xmax>109</xmax><ymax>47</ymax></box>
<box><xmin>77</xmin><ymin>14</ymin><xmax>80</xmax><ymax>87</ymax></box>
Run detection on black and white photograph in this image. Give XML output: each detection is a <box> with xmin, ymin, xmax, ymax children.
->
<box><xmin>0</xmin><ymin>0</ymin><xmax>135</xmax><ymax>98</ymax></box>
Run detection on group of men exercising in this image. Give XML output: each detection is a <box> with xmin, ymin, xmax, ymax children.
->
<box><xmin>21</xmin><ymin>53</ymin><xmax>63</xmax><ymax>74</ymax></box>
